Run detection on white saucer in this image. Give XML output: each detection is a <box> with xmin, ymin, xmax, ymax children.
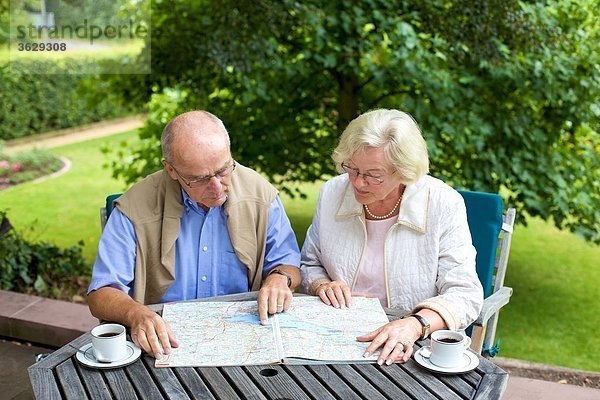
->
<box><xmin>413</xmin><ymin>346</ymin><xmax>479</xmax><ymax>374</ymax></box>
<box><xmin>76</xmin><ymin>341</ymin><xmax>142</xmax><ymax>369</ymax></box>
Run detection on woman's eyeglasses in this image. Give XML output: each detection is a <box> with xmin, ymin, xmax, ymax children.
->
<box><xmin>341</xmin><ymin>162</ymin><xmax>395</xmax><ymax>185</ymax></box>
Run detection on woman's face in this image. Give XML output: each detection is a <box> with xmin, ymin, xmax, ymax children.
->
<box><xmin>346</xmin><ymin>147</ymin><xmax>403</xmax><ymax>205</ymax></box>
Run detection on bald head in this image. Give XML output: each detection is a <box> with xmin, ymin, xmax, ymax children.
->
<box><xmin>161</xmin><ymin>110</ymin><xmax>230</xmax><ymax>164</ymax></box>
<box><xmin>161</xmin><ymin>111</ymin><xmax>234</xmax><ymax>208</ymax></box>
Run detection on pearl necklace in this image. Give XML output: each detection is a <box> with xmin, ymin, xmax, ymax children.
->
<box><xmin>364</xmin><ymin>194</ymin><xmax>403</xmax><ymax>220</ymax></box>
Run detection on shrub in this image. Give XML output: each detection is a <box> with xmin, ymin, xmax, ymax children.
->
<box><xmin>0</xmin><ymin>211</ymin><xmax>90</xmax><ymax>301</ymax></box>
<box><xmin>0</xmin><ymin>58</ymin><xmax>140</xmax><ymax>141</ymax></box>
<box><xmin>0</xmin><ymin>145</ymin><xmax>64</xmax><ymax>186</ymax></box>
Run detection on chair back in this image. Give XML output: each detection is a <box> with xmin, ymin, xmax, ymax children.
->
<box><xmin>100</xmin><ymin>193</ymin><xmax>122</xmax><ymax>230</ymax></box>
<box><xmin>458</xmin><ymin>189</ymin><xmax>516</xmax><ymax>356</ymax></box>
<box><xmin>457</xmin><ymin>190</ymin><xmax>503</xmax><ymax>298</ymax></box>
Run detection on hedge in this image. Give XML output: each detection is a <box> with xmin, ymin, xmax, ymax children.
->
<box><xmin>0</xmin><ymin>58</ymin><xmax>140</xmax><ymax>141</ymax></box>
<box><xmin>0</xmin><ymin>210</ymin><xmax>90</xmax><ymax>301</ymax></box>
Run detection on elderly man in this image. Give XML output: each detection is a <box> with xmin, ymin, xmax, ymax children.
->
<box><xmin>88</xmin><ymin>110</ymin><xmax>301</xmax><ymax>359</ymax></box>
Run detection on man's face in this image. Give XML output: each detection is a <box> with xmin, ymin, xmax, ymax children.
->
<box><xmin>163</xmin><ymin>131</ymin><xmax>233</xmax><ymax>209</ymax></box>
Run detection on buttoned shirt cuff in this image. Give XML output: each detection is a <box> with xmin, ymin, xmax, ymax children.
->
<box><xmin>413</xmin><ymin>297</ymin><xmax>460</xmax><ymax>331</ymax></box>
<box><xmin>308</xmin><ymin>278</ymin><xmax>332</xmax><ymax>295</ymax></box>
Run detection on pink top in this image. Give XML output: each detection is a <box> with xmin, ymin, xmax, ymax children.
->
<box><xmin>353</xmin><ymin>217</ymin><xmax>397</xmax><ymax>307</ymax></box>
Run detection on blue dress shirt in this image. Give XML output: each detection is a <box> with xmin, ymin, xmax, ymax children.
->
<box><xmin>88</xmin><ymin>189</ymin><xmax>300</xmax><ymax>302</ymax></box>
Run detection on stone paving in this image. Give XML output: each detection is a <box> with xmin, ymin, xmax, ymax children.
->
<box><xmin>1</xmin><ymin>339</ymin><xmax>52</xmax><ymax>400</ymax></box>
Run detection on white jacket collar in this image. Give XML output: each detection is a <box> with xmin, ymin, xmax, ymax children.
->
<box><xmin>335</xmin><ymin>180</ymin><xmax>363</xmax><ymax>218</ymax></box>
<box><xmin>335</xmin><ymin>175</ymin><xmax>429</xmax><ymax>233</ymax></box>
<box><xmin>397</xmin><ymin>176</ymin><xmax>429</xmax><ymax>233</ymax></box>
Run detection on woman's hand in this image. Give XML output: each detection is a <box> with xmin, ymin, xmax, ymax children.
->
<box><xmin>356</xmin><ymin>319</ymin><xmax>421</xmax><ymax>365</ymax></box>
<box><xmin>315</xmin><ymin>280</ymin><xmax>352</xmax><ymax>308</ymax></box>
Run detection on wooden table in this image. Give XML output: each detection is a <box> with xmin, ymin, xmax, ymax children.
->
<box><xmin>29</xmin><ymin>293</ymin><xmax>508</xmax><ymax>399</ymax></box>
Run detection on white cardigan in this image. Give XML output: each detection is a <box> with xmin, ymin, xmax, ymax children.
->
<box><xmin>300</xmin><ymin>174</ymin><xmax>483</xmax><ymax>330</ymax></box>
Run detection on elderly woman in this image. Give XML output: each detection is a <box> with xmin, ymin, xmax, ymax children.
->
<box><xmin>301</xmin><ymin>109</ymin><xmax>483</xmax><ymax>365</ymax></box>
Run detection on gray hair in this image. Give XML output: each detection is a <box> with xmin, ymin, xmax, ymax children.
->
<box><xmin>332</xmin><ymin>109</ymin><xmax>429</xmax><ymax>185</ymax></box>
<box><xmin>161</xmin><ymin>110</ymin><xmax>230</xmax><ymax>163</ymax></box>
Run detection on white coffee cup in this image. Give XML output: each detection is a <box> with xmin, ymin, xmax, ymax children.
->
<box><xmin>91</xmin><ymin>323</ymin><xmax>127</xmax><ymax>363</ymax></box>
<box><xmin>429</xmin><ymin>330</ymin><xmax>472</xmax><ymax>368</ymax></box>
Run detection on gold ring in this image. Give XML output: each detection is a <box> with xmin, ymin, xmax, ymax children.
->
<box><xmin>277</xmin><ymin>303</ymin><xmax>284</xmax><ymax>307</ymax></box>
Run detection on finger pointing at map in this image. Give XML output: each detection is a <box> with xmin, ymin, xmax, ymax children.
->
<box><xmin>257</xmin><ymin>266</ymin><xmax>300</xmax><ymax>324</ymax></box>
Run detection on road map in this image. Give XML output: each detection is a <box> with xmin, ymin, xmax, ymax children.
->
<box><xmin>156</xmin><ymin>296</ymin><xmax>390</xmax><ymax>367</ymax></box>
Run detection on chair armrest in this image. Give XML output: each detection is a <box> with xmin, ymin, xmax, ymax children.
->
<box><xmin>474</xmin><ymin>286</ymin><xmax>513</xmax><ymax>326</ymax></box>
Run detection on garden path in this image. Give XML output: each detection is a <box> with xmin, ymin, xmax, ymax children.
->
<box><xmin>3</xmin><ymin>115</ymin><xmax>145</xmax><ymax>155</ymax></box>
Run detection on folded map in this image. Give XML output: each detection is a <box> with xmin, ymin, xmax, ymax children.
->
<box><xmin>155</xmin><ymin>296</ymin><xmax>389</xmax><ymax>367</ymax></box>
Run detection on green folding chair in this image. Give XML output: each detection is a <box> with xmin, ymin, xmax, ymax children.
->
<box><xmin>458</xmin><ymin>190</ymin><xmax>516</xmax><ymax>357</ymax></box>
<box><xmin>99</xmin><ymin>193</ymin><xmax>122</xmax><ymax>230</ymax></box>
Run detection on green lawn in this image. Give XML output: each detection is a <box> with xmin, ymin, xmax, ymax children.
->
<box><xmin>0</xmin><ymin>130</ymin><xmax>138</xmax><ymax>261</ymax></box>
<box><xmin>279</xmin><ymin>185</ymin><xmax>322</xmax><ymax>246</ymax></box>
<box><xmin>497</xmin><ymin>217</ymin><xmax>600</xmax><ymax>371</ymax></box>
<box><xmin>1</xmin><ymin>129</ymin><xmax>599</xmax><ymax>372</ymax></box>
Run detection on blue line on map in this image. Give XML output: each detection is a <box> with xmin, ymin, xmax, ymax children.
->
<box><xmin>226</xmin><ymin>312</ymin><xmax>262</xmax><ymax>325</ymax></box>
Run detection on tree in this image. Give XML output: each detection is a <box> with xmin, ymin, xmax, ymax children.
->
<box><xmin>0</xmin><ymin>1</ymin><xmax>8</xmax><ymax>45</ymax></box>
<box><xmin>108</xmin><ymin>0</ymin><xmax>600</xmax><ymax>243</ymax></box>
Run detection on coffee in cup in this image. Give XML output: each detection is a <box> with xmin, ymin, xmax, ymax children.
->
<box><xmin>429</xmin><ymin>330</ymin><xmax>471</xmax><ymax>368</ymax></box>
<box><xmin>91</xmin><ymin>323</ymin><xmax>127</xmax><ymax>363</ymax></box>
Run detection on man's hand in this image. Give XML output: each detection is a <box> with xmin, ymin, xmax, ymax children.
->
<box><xmin>88</xmin><ymin>287</ymin><xmax>180</xmax><ymax>359</ymax></box>
<box><xmin>257</xmin><ymin>270</ymin><xmax>293</xmax><ymax>325</ymax></box>
<box><xmin>127</xmin><ymin>305</ymin><xmax>180</xmax><ymax>359</ymax></box>
<box><xmin>315</xmin><ymin>280</ymin><xmax>352</xmax><ymax>309</ymax></box>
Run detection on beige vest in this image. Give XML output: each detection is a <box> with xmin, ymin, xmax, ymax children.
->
<box><xmin>115</xmin><ymin>164</ymin><xmax>277</xmax><ymax>304</ymax></box>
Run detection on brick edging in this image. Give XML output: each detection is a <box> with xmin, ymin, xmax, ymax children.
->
<box><xmin>493</xmin><ymin>356</ymin><xmax>600</xmax><ymax>378</ymax></box>
<box><xmin>0</xmin><ymin>290</ymin><xmax>97</xmax><ymax>348</ymax></box>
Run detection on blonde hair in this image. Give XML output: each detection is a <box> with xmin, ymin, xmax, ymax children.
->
<box><xmin>332</xmin><ymin>109</ymin><xmax>429</xmax><ymax>185</ymax></box>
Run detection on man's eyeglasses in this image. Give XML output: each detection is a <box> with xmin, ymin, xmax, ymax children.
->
<box><xmin>341</xmin><ymin>162</ymin><xmax>395</xmax><ymax>185</ymax></box>
<box><xmin>170</xmin><ymin>160</ymin><xmax>236</xmax><ymax>188</ymax></box>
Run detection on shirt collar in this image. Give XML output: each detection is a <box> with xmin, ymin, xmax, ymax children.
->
<box><xmin>181</xmin><ymin>188</ymin><xmax>209</xmax><ymax>215</ymax></box>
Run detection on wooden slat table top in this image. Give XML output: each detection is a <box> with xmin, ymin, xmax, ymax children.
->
<box><xmin>29</xmin><ymin>293</ymin><xmax>508</xmax><ymax>399</ymax></box>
